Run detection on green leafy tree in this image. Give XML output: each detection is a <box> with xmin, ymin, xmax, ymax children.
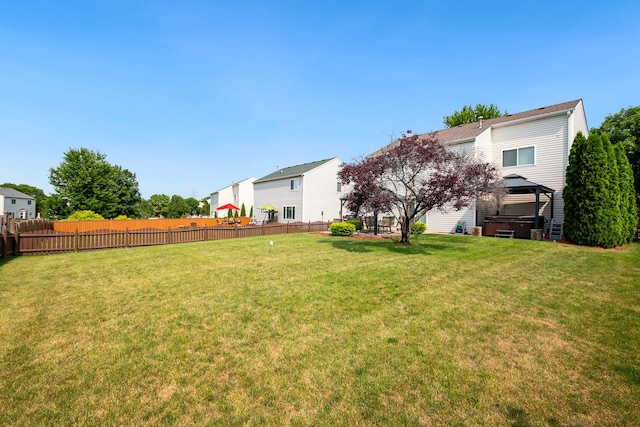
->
<box><xmin>564</xmin><ymin>132</ymin><xmax>630</xmax><ymax>247</ymax></box>
<box><xmin>48</xmin><ymin>148</ymin><xmax>141</xmax><ymax>219</ymax></box>
<box><xmin>592</xmin><ymin>106</ymin><xmax>640</xmax><ymax>212</ymax></box>
<box><xmin>137</xmin><ymin>199</ymin><xmax>153</xmax><ymax>218</ymax></box>
<box><xmin>443</xmin><ymin>104</ymin><xmax>507</xmax><ymax>128</ymax></box>
<box><xmin>198</xmin><ymin>198</ymin><xmax>210</xmax><ymax>217</ymax></box>
<box><xmin>147</xmin><ymin>194</ymin><xmax>170</xmax><ymax>218</ymax></box>
<box><xmin>167</xmin><ymin>195</ymin><xmax>188</xmax><ymax>218</ymax></box>
<box><xmin>184</xmin><ymin>197</ymin><xmax>200</xmax><ymax>216</ymax></box>
<box><xmin>111</xmin><ymin>166</ymin><xmax>142</xmax><ymax>218</ymax></box>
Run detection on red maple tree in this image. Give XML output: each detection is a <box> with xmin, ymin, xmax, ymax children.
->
<box><xmin>339</xmin><ymin>134</ymin><xmax>500</xmax><ymax>245</ymax></box>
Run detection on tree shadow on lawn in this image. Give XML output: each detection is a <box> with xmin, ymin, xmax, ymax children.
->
<box><xmin>0</xmin><ymin>255</ymin><xmax>18</xmax><ymax>271</ymax></box>
<box><xmin>319</xmin><ymin>235</ymin><xmax>473</xmax><ymax>255</ymax></box>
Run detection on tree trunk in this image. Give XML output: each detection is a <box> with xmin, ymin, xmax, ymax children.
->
<box><xmin>399</xmin><ymin>219</ymin><xmax>411</xmax><ymax>245</ymax></box>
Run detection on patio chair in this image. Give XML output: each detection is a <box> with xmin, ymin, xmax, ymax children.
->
<box><xmin>380</xmin><ymin>216</ymin><xmax>394</xmax><ymax>233</ymax></box>
<box><xmin>365</xmin><ymin>216</ymin><xmax>375</xmax><ymax>230</ymax></box>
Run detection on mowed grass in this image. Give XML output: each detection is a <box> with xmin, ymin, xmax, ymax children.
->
<box><xmin>1</xmin><ymin>233</ymin><xmax>639</xmax><ymax>426</ymax></box>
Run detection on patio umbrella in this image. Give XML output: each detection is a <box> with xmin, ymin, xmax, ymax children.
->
<box><xmin>216</xmin><ymin>203</ymin><xmax>240</xmax><ymax>211</ymax></box>
<box><xmin>257</xmin><ymin>203</ymin><xmax>278</xmax><ymax>211</ymax></box>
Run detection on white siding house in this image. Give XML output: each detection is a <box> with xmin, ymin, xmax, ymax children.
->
<box><xmin>0</xmin><ymin>186</ymin><xmax>36</xmax><ymax>220</ymax></box>
<box><xmin>253</xmin><ymin>158</ymin><xmax>347</xmax><ymax>223</ymax></box>
<box><xmin>374</xmin><ymin>100</ymin><xmax>589</xmax><ymax>235</ymax></box>
<box><xmin>210</xmin><ymin>177</ymin><xmax>256</xmax><ymax>216</ymax></box>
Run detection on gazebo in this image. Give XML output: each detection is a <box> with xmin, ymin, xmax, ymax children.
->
<box><xmin>501</xmin><ymin>174</ymin><xmax>555</xmax><ymax>229</ymax></box>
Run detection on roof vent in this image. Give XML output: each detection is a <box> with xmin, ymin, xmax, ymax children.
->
<box><xmin>478</xmin><ymin>116</ymin><xmax>483</xmax><ymax>128</ymax></box>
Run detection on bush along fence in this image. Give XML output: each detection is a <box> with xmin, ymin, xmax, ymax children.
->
<box><xmin>1</xmin><ymin>220</ymin><xmax>331</xmax><ymax>257</ymax></box>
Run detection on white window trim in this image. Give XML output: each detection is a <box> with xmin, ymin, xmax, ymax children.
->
<box><xmin>283</xmin><ymin>205</ymin><xmax>296</xmax><ymax>220</ymax></box>
<box><xmin>290</xmin><ymin>178</ymin><xmax>300</xmax><ymax>191</ymax></box>
<box><xmin>502</xmin><ymin>145</ymin><xmax>536</xmax><ymax>167</ymax></box>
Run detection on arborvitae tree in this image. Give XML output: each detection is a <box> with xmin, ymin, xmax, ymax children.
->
<box><xmin>603</xmin><ymin>134</ymin><xmax>623</xmax><ymax>246</ymax></box>
<box><xmin>564</xmin><ymin>132</ymin><xmax>626</xmax><ymax>248</ymax></box>
<box><xmin>564</xmin><ymin>132</ymin><xmax>588</xmax><ymax>243</ymax></box>
<box><xmin>249</xmin><ymin>206</ymin><xmax>254</xmax><ymax>219</ymax></box>
<box><xmin>614</xmin><ymin>142</ymin><xmax>638</xmax><ymax>243</ymax></box>
<box><xmin>240</xmin><ymin>203</ymin><xmax>246</xmax><ymax>217</ymax></box>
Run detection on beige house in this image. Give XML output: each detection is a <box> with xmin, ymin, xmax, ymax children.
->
<box><xmin>373</xmin><ymin>100</ymin><xmax>589</xmax><ymax>235</ymax></box>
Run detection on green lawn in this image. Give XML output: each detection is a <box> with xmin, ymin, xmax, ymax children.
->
<box><xmin>1</xmin><ymin>233</ymin><xmax>639</xmax><ymax>426</ymax></box>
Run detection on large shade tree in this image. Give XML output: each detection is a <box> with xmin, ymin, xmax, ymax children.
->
<box><xmin>339</xmin><ymin>134</ymin><xmax>500</xmax><ymax>245</ymax></box>
<box><xmin>49</xmin><ymin>148</ymin><xmax>142</xmax><ymax>219</ymax></box>
<box><xmin>443</xmin><ymin>104</ymin><xmax>507</xmax><ymax>128</ymax></box>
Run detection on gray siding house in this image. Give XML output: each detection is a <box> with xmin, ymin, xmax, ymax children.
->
<box><xmin>0</xmin><ymin>186</ymin><xmax>37</xmax><ymax>221</ymax></box>
<box><xmin>253</xmin><ymin>158</ymin><xmax>347</xmax><ymax>223</ymax></box>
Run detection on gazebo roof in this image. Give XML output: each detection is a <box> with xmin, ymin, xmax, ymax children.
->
<box><xmin>502</xmin><ymin>174</ymin><xmax>555</xmax><ymax>194</ymax></box>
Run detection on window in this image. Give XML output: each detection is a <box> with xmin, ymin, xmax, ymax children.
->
<box><xmin>290</xmin><ymin>178</ymin><xmax>300</xmax><ymax>190</ymax></box>
<box><xmin>502</xmin><ymin>146</ymin><xmax>535</xmax><ymax>167</ymax></box>
<box><xmin>337</xmin><ymin>182</ymin><xmax>344</xmax><ymax>192</ymax></box>
<box><xmin>283</xmin><ymin>206</ymin><xmax>295</xmax><ymax>220</ymax></box>
<box><xmin>11</xmin><ymin>199</ymin><xmax>16</xmax><ymax>204</ymax></box>
<box><xmin>28</xmin><ymin>200</ymin><xmax>32</xmax><ymax>205</ymax></box>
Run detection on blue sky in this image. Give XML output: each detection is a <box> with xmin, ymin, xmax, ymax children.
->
<box><xmin>1</xmin><ymin>1</ymin><xmax>639</xmax><ymax>199</ymax></box>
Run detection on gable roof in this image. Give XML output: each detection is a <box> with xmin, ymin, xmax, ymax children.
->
<box><xmin>254</xmin><ymin>158</ymin><xmax>338</xmax><ymax>183</ymax></box>
<box><xmin>0</xmin><ymin>186</ymin><xmax>35</xmax><ymax>199</ymax></box>
<box><xmin>211</xmin><ymin>177</ymin><xmax>256</xmax><ymax>194</ymax></box>
<box><xmin>502</xmin><ymin>174</ymin><xmax>554</xmax><ymax>194</ymax></box>
<box><xmin>371</xmin><ymin>100</ymin><xmax>582</xmax><ymax>155</ymax></box>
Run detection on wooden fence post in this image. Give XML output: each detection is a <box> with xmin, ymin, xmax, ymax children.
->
<box><xmin>1</xmin><ymin>230</ymin><xmax>6</xmax><ymax>259</ymax></box>
<box><xmin>125</xmin><ymin>227</ymin><xmax>129</xmax><ymax>248</ymax></box>
<box><xmin>167</xmin><ymin>227</ymin><xmax>171</xmax><ymax>244</ymax></box>
<box><xmin>75</xmin><ymin>229</ymin><xmax>79</xmax><ymax>252</ymax></box>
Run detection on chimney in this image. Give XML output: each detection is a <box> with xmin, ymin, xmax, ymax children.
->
<box><xmin>478</xmin><ymin>116</ymin><xmax>483</xmax><ymax>128</ymax></box>
<box><xmin>406</xmin><ymin>130</ymin><xmax>412</xmax><ymax>136</ymax></box>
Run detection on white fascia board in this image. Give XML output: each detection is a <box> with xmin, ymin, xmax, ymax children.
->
<box><xmin>491</xmin><ymin>109</ymin><xmax>574</xmax><ymax>129</ymax></box>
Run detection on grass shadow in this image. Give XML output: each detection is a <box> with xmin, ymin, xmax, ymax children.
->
<box><xmin>0</xmin><ymin>255</ymin><xmax>18</xmax><ymax>270</ymax></box>
<box><xmin>319</xmin><ymin>234</ymin><xmax>472</xmax><ymax>256</ymax></box>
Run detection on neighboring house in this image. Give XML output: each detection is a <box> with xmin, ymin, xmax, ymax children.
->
<box><xmin>253</xmin><ymin>158</ymin><xmax>348</xmax><ymax>223</ymax></box>
<box><xmin>0</xmin><ymin>186</ymin><xmax>36</xmax><ymax>220</ymax></box>
<box><xmin>210</xmin><ymin>177</ymin><xmax>256</xmax><ymax>216</ymax></box>
<box><xmin>372</xmin><ymin>100</ymin><xmax>589</xmax><ymax>235</ymax></box>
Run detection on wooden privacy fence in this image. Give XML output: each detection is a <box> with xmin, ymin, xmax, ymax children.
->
<box><xmin>7</xmin><ymin>222</ymin><xmax>330</xmax><ymax>256</ymax></box>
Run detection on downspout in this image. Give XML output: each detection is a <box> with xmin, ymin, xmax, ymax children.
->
<box><xmin>534</xmin><ymin>188</ymin><xmax>540</xmax><ymax>229</ymax></box>
<box><xmin>562</xmin><ymin>110</ymin><xmax>574</xmax><ymax>222</ymax></box>
<box><xmin>300</xmin><ymin>174</ymin><xmax>304</xmax><ymax>222</ymax></box>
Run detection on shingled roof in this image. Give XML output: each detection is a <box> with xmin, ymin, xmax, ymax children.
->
<box><xmin>0</xmin><ymin>186</ymin><xmax>35</xmax><ymax>199</ymax></box>
<box><xmin>254</xmin><ymin>158</ymin><xmax>338</xmax><ymax>183</ymax></box>
<box><xmin>371</xmin><ymin>100</ymin><xmax>582</xmax><ymax>156</ymax></box>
